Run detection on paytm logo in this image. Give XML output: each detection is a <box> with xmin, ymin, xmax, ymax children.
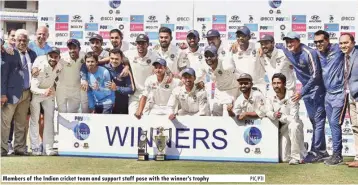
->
<box><xmin>70</xmin><ymin>31</ymin><xmax>83</xmax><ymax>39</ymax></box>
<box><xmin>85</xmin><ymin>23</ymin><xmax>98</xmax><ymax>31</ymax></box>
<box><xmin>324</xmin><ymin>24</ymin><xmax>339</xmax><ymax>31</ymax></box>
<box><xmin>292</xmin><ymin>15</ymin><xmax>306</xmax><ymax>23</ymax></box>
<box><xmin>259</xmin><ymin>26</ymin><xmax>274</xmax><ymax>30</ymax></box>
<box><xmin>56</xmin><ymin>15</ymin><xmax>69</xmax><ymax>22</ymax></box>
<box><xmin>341</xmin><ymin>26</ymin><xmax>355</xmax><ymax>30</ymax></box>
<box><xmin>212</xmin><ymin>15</ymin><xmax>226</xmax><ymax>23</ymax></box>
<box><xmin>244</xmin><ymin>24</ymin><xmax>258</xmax><ymax>32</ymax></box>
<box><xmin>130</xmin><ymin>15</ymin><xmax>144</xmax><ymax>23</ymax></box>
<box><xmin>145</xmin><ymin>32</ymin><xmax>158</xmax><ymax>40</ymax></box>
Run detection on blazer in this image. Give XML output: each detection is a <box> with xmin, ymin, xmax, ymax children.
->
<box><xmin>348</xmin><ymin>46</ymin><xmax>358</xmax><ymax>102</ymax></box>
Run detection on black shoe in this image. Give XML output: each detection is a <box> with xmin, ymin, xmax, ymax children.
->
<box><xmin>324</xmin><ymin>153</ymin><xmax>343</xmax><ymax>165</ymax></box>
<box><xmin>304</xmin><ymin>151</ymin><xmax>329</xmax><ymax>163</ymax></box>
<box><xmin>1</xmin><ymin>151</ymin><xmax>8</xmax><ymax>156</ymax></box>
<box><xmin>14</xmin><ymin>151</ymin><xmax>29</xmax><ymax>156</ymax></box>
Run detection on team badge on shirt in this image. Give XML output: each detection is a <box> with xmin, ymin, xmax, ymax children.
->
<box><xmin>146</xmin><ymin>59</ymin><xmax>151</xmax><ymax>64</ymax></box>
<box><xmin>170</xmin><ymin>54</ymin><xmax>175</xmax><ymax>59</ymax></box>
<box><xmin>276</xmin><ymin>58</ymin><xmax>281</xmax><ymax>66</ymax></box>
<box><xmin>193</xmin><ymin>95</ymin><xmax>197</xmax><ymax>101</ymax></box>
<box><xmin>218</xmin><ymin>70</ymin><xmax>223</xmax><ymax>75</ymax></box>
<box><xmin>221</xmin><ymin>51</ymin><xmax>226</xmax><ymax>55</ymax></box>
<box><xmin>298</xmin><ymin>59</ymin><xmax>306</xmax><ymax>68</ymax></box>
<box><xmin>198</xmin><ymin>55</ymin><xmax>203</xmax><ymax>60</ymax></box>
<box><xmin>260</xmin><ymin>99</ymin><xmax>264</xmax><ymax>105</ymax></box>
<box><xmin>165</xmin><ymin>84</ymin><xmax>170</xmax><ymax>88</ymax></box>
<box><xmin>238</xmin><ymin>52</ymin><xmax>243</xmax><ymax>59</ymax></box>
<box><xmin>252</xmin><ymin>50</ymin><xmax>257</xmax><ymax>57</ymax></box>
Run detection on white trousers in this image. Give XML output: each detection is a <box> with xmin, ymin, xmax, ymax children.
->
<box><xmin>279</xmin><ymin>120</ymin><xmax>306</xmax><ymax>161</ymax></box>
<box><xmin>56</xmin><ymin>86</ymin><xmax>81</xmax><ymax>113</ymax></box>
<box><xmin>212</xmin><ymin>88</ymin><xmax>240</xmax><ymax>116</ymax></box>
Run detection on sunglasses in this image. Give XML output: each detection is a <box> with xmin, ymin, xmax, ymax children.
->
<box><xmin>313</xmin><ymin>40</ymin><xmax>324</xmax><ymax>44</ymax></box>
<box><xmin>239</xmin><ymin>82</ymin><xmax>250</xmax><ymax>85</ymax></box>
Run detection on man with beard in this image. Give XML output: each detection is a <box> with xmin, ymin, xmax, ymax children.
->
<box><xmin>29</xmin><ymin>47</ymin><xmax>62</xmax><ymax>156</ymax></box>
<box><xmin>258</xmin><ymin>34</ymin><xmax>296</xmax><ymax>93</ymax></box>
<box><xmin>105</xmin><ymin>48</ymin><xmax>135</xmax><ymax>114</ymax></box>
<box><xmin>152</xmin><ymin>27</ymin><xmax>179</xmax><ymax>76</ymax></box>
<box><xmin>339</xmin><ymin>33</ymin><xmax>358</xmax><ymax>168</ymax></box>
<box><xmin>177</xmin><ymin>30</ymin><xmax>207</xmax><ymax>85</ymax></box>
<box><xmin>86</xmin><ymin>34</ymin><xmax>109</xmax><ymax>65</ymax></box>
<box><xmin>106</xmin><ymin>29</ymin><xmax>129</xmax><ymax>52</ymax></box>
<box><xmin>135</xmin><ymin>58</ymin><xmax>181</xmax><ymax>118</ymax></box>
<box><xmin>314</xmin><ymin>30</ymin><xmax>347</xmax><ymax>165</ymax></box>
<box><xmin>227</xmin><ymin>73</ymin><xmax>265</xmax><ymax>121</ymax></box>
<box><xmin>1</xmin><ymin>30</ymin><xmax>37</xmax><ymax>156</ymax></box>
<box><xmin>124</xmin><ymin>34</ymin><xmax>159</xmax><ymax>114</ymax></box>
<box><xmin>280</xmin><ymin>32</ymin><xmax>328</xmax><ymax>163</ymax></box>
<box><xmin>266</xmin><ymin>73</ymin><xmax>306</xmax><ymax>165</ymax></box>
<box><xmin>230</xmin><ymin>26</ymin><xmax>266</xmax><ymax>93</ymax></box>
<box><xmin>204</xmin><ymin>45</ymin><xmax>240</xmax><ymax>116</ymax></box>
<box><xmin>168</xmin><ymin>68</ymin><xmax>210</xmax><ymax>119</ymax></box>
<box><xmin>28</xmin><ymin>26</ymin><xmax>52</xmax><ymax>56</ymax></box>
<box><xmin>204</xmin><ymin>29</ymin><xmax>229</xmax><ymax>61</ymax></box>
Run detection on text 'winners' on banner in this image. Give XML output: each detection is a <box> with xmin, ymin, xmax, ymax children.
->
<box><xmin>57</xmin><ymin>114</ymin><xmax>279</xmax><ymax>162</ymax></box>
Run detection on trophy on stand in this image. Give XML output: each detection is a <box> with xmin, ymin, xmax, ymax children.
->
<box><xmin>154</xmin><ymin>127</ymin><xmax>168</xmax><ymax>161</ymax></box>
<box><xmin>138</xmin><ymin>130</ymin><xmax>149</xmax><ymax>161</ymax></box>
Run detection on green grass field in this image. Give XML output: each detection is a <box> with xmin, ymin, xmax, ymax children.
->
<box><xmin>1</xmin><ymin>156</ymin><xmax>357</xmax><ymax>184</ymax></box>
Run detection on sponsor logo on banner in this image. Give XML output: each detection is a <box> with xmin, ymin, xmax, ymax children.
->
<box><xmin>73</xmin><ymin>122</ymin><xmax>91</xmax><ymax>140</ymax></box>
<box><xmin>259</xmin><ymin>32</ymin><xmax>274</xmax><ymax>38</ymax></box>
<box><xmin>118</xmin><ymin>24</ymin><xmax>124</xmax><ymax>30</ymax></box>
<box><xmin>101</xmin><ymin>17</ymin><xmax>113</xmax><ymax>21</ymax></box>
<box><xmin>55</xmin><ymin>32</ymin><xmax>68</xmax><ymax>37</ymax></box>
<box><xmin>55</xmin><ymin>42</ymin><xmax>63</xmax><ymax>46</ymax></box>
<box><xmin>40</xmin><ymin>17</ymin><xmax>54</xmax><ymax>21</ymax></box>
<box><xmin>308</xmin><ymin>43</ymin><xmax>315</xmax><ymax>48</ymax></box>
<box><xmin>260</xmin><ymin>17</ymin><xmax>274</xmax><ymax>21</ymax></box>
<box><xmin>176</xmin><ymin>32</ymin><xmax>187</xmax><ymax>40</ymax></box>
<box><xmin>177</xmin><ymin>17</ymin><xmax>190</xmax><ymax>22</ymax></box>
<box><xmin>70</xmin><ymin>31</ymin><xmax>83</xmax><ymax>39</ymax></box>
<box><xmin>243</xmin><ymin>127</ymin><xmax>262</xmax><ymax>145</ymax></box>
<box><xmin>71</xmin><ymin>25</ymin><xmax>83</xmax><ymax>29</ymax></box>
<box><xmin>229</xmin><ymin>15</ymin><xmax>241</xmax><ymax>23</ymax></box>
<box><xmin>244</xmin><ymin>24</ymin><xmax>258</xmax><ymax>32</ymax></box>
<box><xmin>212</xmin><ymin>15</ymin><xmax>226</xmax><ymax>31</ymax></box>
<box><xmin>176</xmin><ymin>26</ymin><xmax>190</xmax><ymax>31</ymax></box>
<box><xmin>56</xmin><ymin>15</ymin><xmax>69</xmax><ymax>22</ymax></box>
<box><xmin>99</xmin><ymin>31</ymin><xmax>110</xmax><ymax>39</ymax></box>
<box><xmin>279</xmin><ymin>24</ymin><xmax>287</xmax><ymax>30</ymax></box>
<box><xmin>130</xmin><ymin>33</ymin><xmax>141</xmax><ymax>38</ymax></box>
<box><xmin>99</xmin><ymin>25</ymin><xmax>114</xmax><ymax>30</ymax></box>
<box><xmin>309</xmin><ymin>15</ymin><xmax>321</xmax><ymax>23</ymax></box>
<box><xmin>145</xmin><ymin>25</ymin><xmax>158</xmax><ymax>30</ymax></box>
<box><xmin>308</xmin><ymin>32</ymin><xmax>315</xmax><ymax>40</ymax></box>
<box><xmin>324</xmin><ymin>24</ymin><xmax>339</xmax><ymax>31</ymax></box>
<box><xmin>71</xmin><ymin>15</ymin><xmax>82</xmax><ymax>23</ymax></box>
<box><xmin>85</xmin><ymin>32</ymin><xmax>97</xmax><ymax>39</ymax></box>
<box><xmin>299</xmin><ymin>33</ymin><xmax>307</xmax><ymax>39</ymax></box>
<box><xmin>341</xmin><ymin>16</ymin><xmax>355</xmax><ymax>21</ymax></box>
<box><xmin>248</xmin><ymin>15</ymin><xmax>254</xmax><ymax>23</ymax></box>
<box><xmin>89</xmin><ymin>15</ymin><xmax>95</xmax><ymax>22</ymax></box>
<box><xmin>328</xmin><ymin>32</ymin><xmax>338</xmax><ymax>40</ymax></box>
<box><xmin>341</xmin><ymin>32</ymin><xmax>355</xmax><ymax>37</ymax></box>
<box><xmin>161</xmin><ymin>24</ymin><xmax>175</xmax><ymax>31</ymax></box>
<box><xmin>292</xmin><ymin>15</ymin><xmax>306</xmax><ymax>23</ymax></box>
<box><xmin>228</xmin><ymin>32</ymin><xmax>236</xmax><ymax>40</ymax></box>
<box><xmin>228</xmin><ymin>26</ymin><xmax>241</xmax><ymax>30</ymax></box>
<box><xmin>59</xmin><ymin>48</ymin><xmax>69</xmax><ymax>52</ymax></box>
<box><xmin>250</xmin><ymin>32</ymin><xmax>257</xmax><ymax>40</ymax></box>
<box><xmin>145</xmin><ymin>32</ymin><xmax>158</xmax><ymax>40</ymax></box>
<box><xmin>146</xmin><ymin>15</ymin><xmax>158</xmax><ymax>23</ymax></box>
<box><xmin>259</xmin><ymin>25</ymin><xmax>274</xmax><ymax>30</ymax></box>
<box><xmin>275</xmin><ymin>17</ymin><xmax>290</xmax><ymax>21</ymax></box>
<box><xmin>85</xmin><ymin>23</ymin><xmax>98</xmax><ymax>31</ymax></box>
<box><xmin>197</xmin><ymin>17</ymin><xmax>211</xmax><ymax>22</ymax></box>
<box><xmin>268</xmin><ymin>0</ymin><xmax>282</xmax><ymax>8</ymax></box>
<box><xmin>308</xmin><ymin>25</ymin><xmax>322</xmax><ymax>30</ymax></box>
<box><xmin>55</xmin><ymin>23</ymin><xmax>69</xmax><ymax>31</ymax></box>
<box><xmin>130</xmin><ymin>15</ymin><xmax>144</xmax><ymax>31</ymax></box>
<box><xmin>115</xmin><ymin>17</ymin><xmax>128</xmax><ymax>22</ymax></box>
<box><xmin>341</xmin><ymin>26</ymin><xmax>355</xmax><ymax>30</ymax></box>
<box><xmin>292</xmin><ymin>24</ymin><xmax>306</xmax><ymax>31</ymax></box>
<box><xmin>109</xmin><ymin>0</ymin><xmax>121</xmax><ymax>9</ymax></box>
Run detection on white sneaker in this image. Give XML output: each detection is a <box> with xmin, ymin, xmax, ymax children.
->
<box><xmin>46</xmin><ymin>151</ymin><xmax>58</xmax><ymax>156</ymax></box>
<box><xmin>289</xmin><ymin>159</ymin><xmax>300</xmax><ymax>165</ymax></box>
<box><xmin>7</xmin><ymin>143</ymin><xmax>14</xmax><ymax>155</ymax></box>
<box><xmin>31</xmin><ymin>148</ymin><xmax>42</xmax><ymax>156</ymax></box>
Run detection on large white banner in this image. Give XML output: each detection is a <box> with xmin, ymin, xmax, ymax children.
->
<box><xmin>58</xmin><ymin>114</ymin><xmax>279</xmax><ymax>162</ymax></box>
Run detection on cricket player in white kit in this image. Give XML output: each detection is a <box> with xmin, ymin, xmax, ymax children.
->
<box><xmin>228</xmin><ymin>73</ymin><xmax>266</xmax><ymax>120</ymax></box>
<box><xmin>152</xmin><ymin>27</ymin><xmax>180</xmax><ymax>75</ymax></box>
<box><xmin>30</xmin><ymin>47</ymin><xmax>62</xmax><ymax>156</ymax></box>
<box><xmin>265</xmin><ymin>73</ymin><xmax>306</xmax><ymax>165</ymax></box>
<box><xmin>57</xmin><ymin>39</ymin><xmax>86</xmax><ymax>113</ymax></box>
<box><xmin>257</xmin><ymin>34</ymin><xmax>296</xmax><ymax>93</ymax></box>
<box><xmin>230</xmin><ymin>26</ymin><xmax>266</xmax><ymax>93</ymax></box>
<box><xmin>135</xmin><ymin>58</ymin><xmax>181</xmax><ymax>118</ymax></box>
<box><xmin>168</xmin><ymin>68</ymin><xmax>210</xmax><ymax>119</ymax></box>
<box><xmin>204</xmin><ymin>45</ymin><xmax>240</xmax><ymax>116</ymax></box>
<box><xmin>124</xmin><ymin>34</ymin><xmax>159</xmax><ymax>114</ymax></box>
<box><xmin>204</xmin><ymin>29</ymin><xmax>230</xmax><ymax>61</ymax></box>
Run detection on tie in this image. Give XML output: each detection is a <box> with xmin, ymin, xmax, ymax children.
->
<box><xmin>22</xmin><ymin>52</ymin><xmax>30</xmax><ymax>89</ymax></box>
<box><xmin>344</xmin><ymin>55</ymin><xmax>350</xmax><ymax>91</ymax></box>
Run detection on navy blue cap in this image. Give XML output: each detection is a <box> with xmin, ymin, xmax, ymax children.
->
<box><xmin>236</xmin><ymin>26</ymin><xmax>251</xmax><ymax>36</ymax></box>
<box><xmin>258</xmin><ymin>34</ymin><xmax>274</xmax><ymax>42</ymax></box>
<box><xmin>67</xmin><ymin>39</ymin><xmax>81</xmax><ymax>48</ymax></box>
<box><xmin>89</xmin><ymin>34</ymin><xmax>103</xmax><ymax>42</ymax></box>
<box><xmin>181</xmin><ymin>67</ymin><xmax>196</xmax><ymax>77</ymax></box>
<box><xmin>152</xmin><ymin>58</ymin><xmax>167</xmax><ymax>67</ymax></box>
<box><xmin>283</xmin><ymin>32</ymin><xmax>300</xmax><ymax>40</ymax></box>
<box><xmin>48</xmin><ymin>47</ymin><xmax>61</xmax><ymax>55</ymax></box>
<box><xmin>136</xmin><ymin>34</ymin><xmax>149</xmax><ymax>42</ymax></box>
<box><xmin>237</xmin><ymin>73</ymin><xmax>253</xmax><ymax>81</ymax></box>
<box><xmin>204</xmin><ymin>29</ymin><xmax>220</xmax><ymax>38</ymax></box>
<box><xmin>187</xmin><ymin>30</ymin><xmax>199</xmax><ymax>38</ymax></box>
<box><xmin>204</xmin><ymin>45</ymin><xmax>218</xmax><ymax>55</ymax></box>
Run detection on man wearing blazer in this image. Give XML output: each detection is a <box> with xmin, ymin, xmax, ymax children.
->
<box><xmin>339</xmin><ymin>33</ymin><xmax>358</xmax><ymax>167</ymax></box>
<box><xmin>1</xmin><ymin>29</ymin><xmax>37</xmax><ymax>156</ymax></box>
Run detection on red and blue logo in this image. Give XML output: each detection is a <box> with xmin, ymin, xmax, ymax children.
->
<box><xmin>268</xmin><ymin>0</ymin><xmax>282</xmax><ymax>9</ymax></box>
<box><xmin>70</xmin><ymin>31</ymin><xmax>83</xmax><ymax>39</ymax></box>
<box><xmin>145</xmin><ymin>32</ymin><xmax>159</xmax><ymax>40</ymax></box>
<box><xmin>85</xmin><ymin>23</ymin><xmax>98</xmax><ymax>31</ymax></box>
<box><xmin>292</xmin><ymin>15</ymin><xmax>306</xmax><ymax>23</ymax></box>
<box><xmin>324</xmin><ymin>24</ymin><xmax>339</xmax><ymax>32</ymax></box>
<box><xmin>130</xmin><ymin>15</ymin><xmax>144</xmax><ymax>31</ymax></box>
<box><xmin>212</xmin><ymin>15</ymin><xmax>226</xmax><ymax>31</ymax></box>
<box><xmin>244</xmin><ymin>24</ymin><xmax>258</xmax><ymax>32</ymax></box>
<box><xmin>56</xmin><ymin>15</ymin><xmax>69</xmax><ymax>23</ymax></box>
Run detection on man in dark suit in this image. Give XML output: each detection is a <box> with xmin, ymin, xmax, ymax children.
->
<box><xmin>339</xmin><ymin>33</ymin><xmax>358</xmax><ymax>167</ymax></box>
<box><xmin>1</xmin><ymin>29</ymin><xmax>37</xmax><ymax>156</ymax></box>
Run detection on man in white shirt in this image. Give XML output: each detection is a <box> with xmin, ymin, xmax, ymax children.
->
<box><xmin>168</xmin><ymin>68</ymin><xmax>210</xmax><ymax>119</ymax></box>
<box><xmin>204</xmin><ymin>45</ymin><xmax>240</xmax><ymax>116</ymax></box>
<box><xmin>228</xmin><ymin>73</ymin><xmax>266</xmax><ymax>120</ymax></box>
<box><xmin>85</xmin><ymin>34</ymin><xmax>109</xmax><ymax>65</ymax></box>
<box><xmin>258</xmin><ymin>34</ymin><xmax>296</xmax><ymax>94</ymax></box>
<box><xmin>30</xmin><ymin>47</ymin><xmax>62</xmax><ymax>156</ymax></box>
<box><xmin>230</xmin><ymin>26</ymin><xmax>266</xmax><ymax>93</ymax></box>
<box><xmin>266</xmin><ymin>73</ymin><xmax>306</xmax><ymax>165</ymax></box>
<box><xmin>135</xmin><ymin>58</ymin><xmax>181</xmax><ymax>118</ymax></box>
<box><xmin>124</xmin><ymin>34</ymin><xmax>159</xmax><ymax>114</ymax></box>
<box><xmin>204</xmin><ymin>29</ymin><xmax>229</xmax><ymax>61</ymax></box>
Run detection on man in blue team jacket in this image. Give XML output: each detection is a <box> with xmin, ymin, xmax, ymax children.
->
<box><xmin>280</xmin><ymin>32</ymin><xmax>328</xmax><ymax>163</ymax></box>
